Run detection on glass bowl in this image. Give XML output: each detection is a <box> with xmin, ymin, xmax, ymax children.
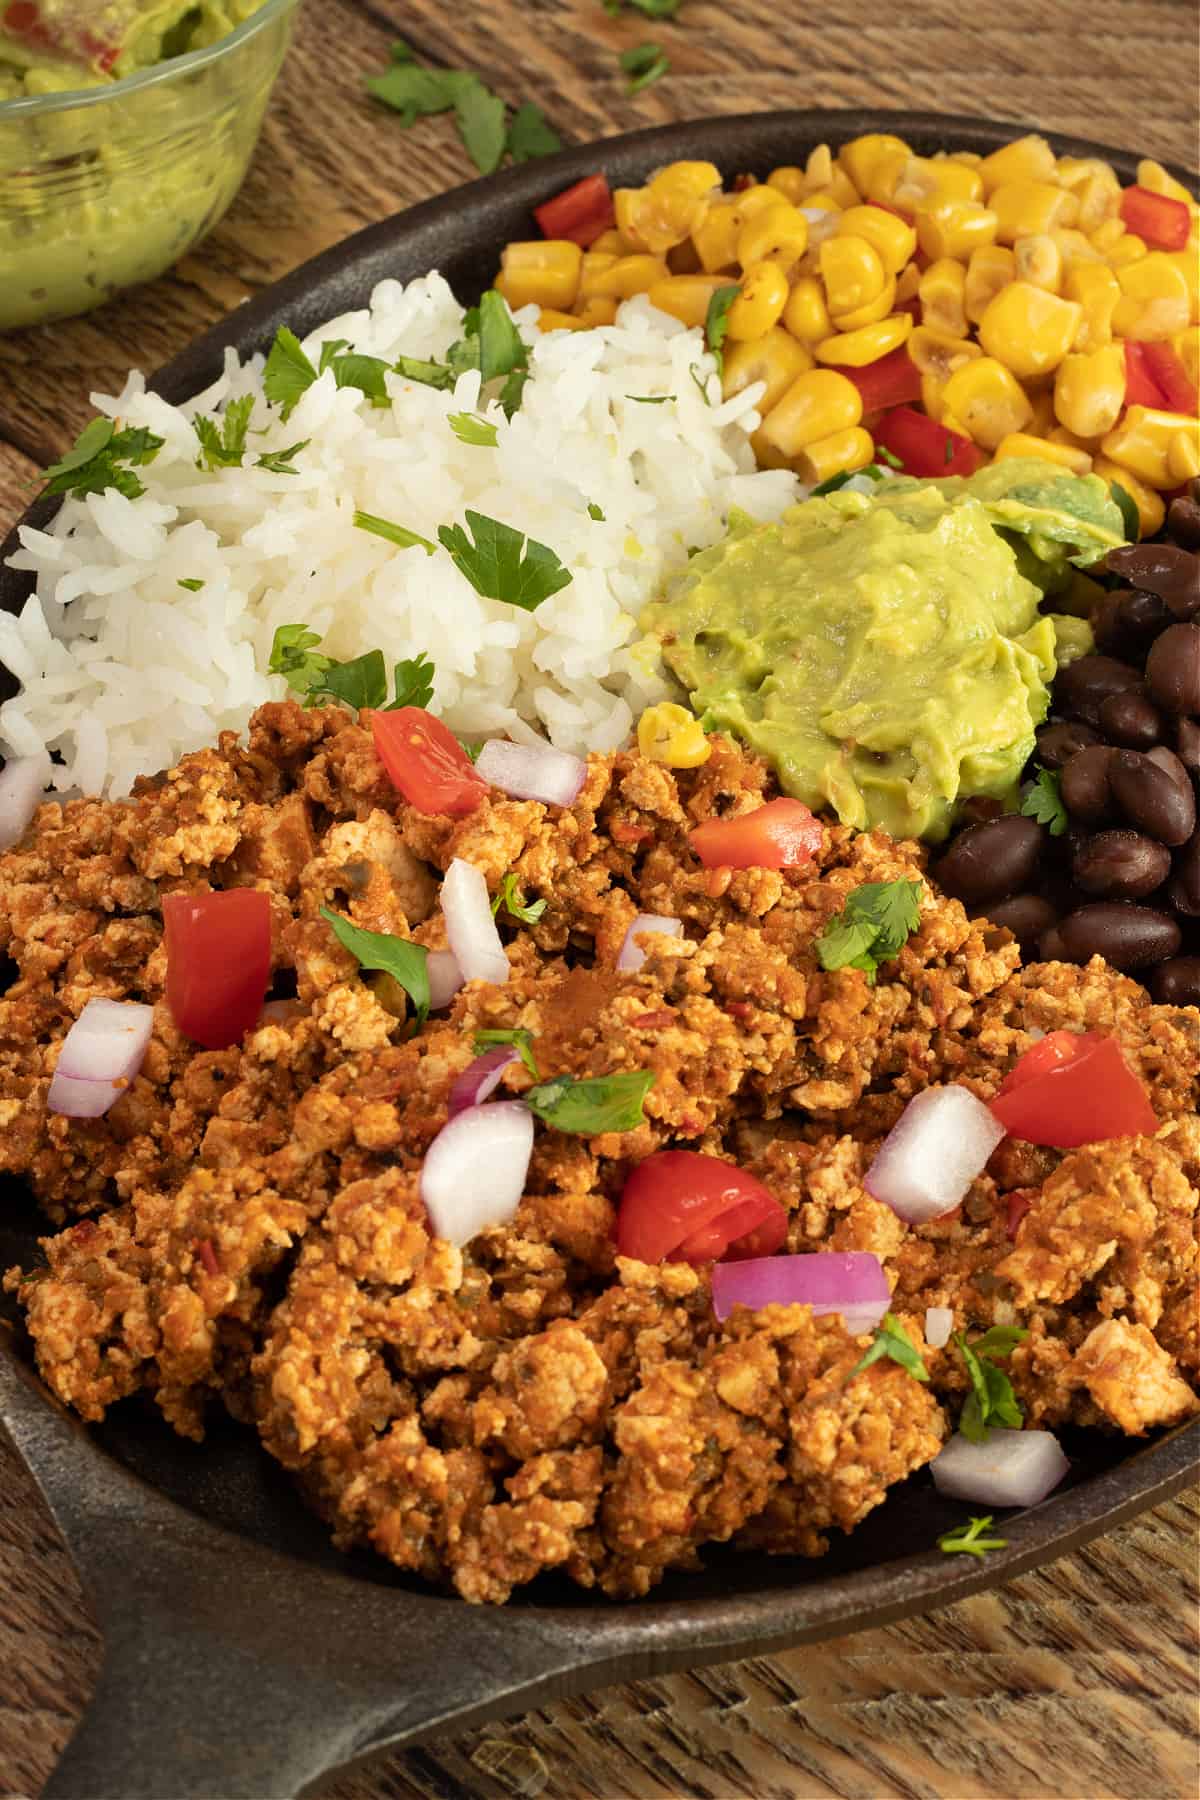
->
<box><xmin>0</xmin><ymin>0</ymin><xmax>302</xmax><ymax>331</ymax></box>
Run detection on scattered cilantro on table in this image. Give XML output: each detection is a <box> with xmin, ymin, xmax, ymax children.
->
<box><xmin>817</xmin><ymin>879</ymin><xmax>922</xmax><ymax>983</ymax></box>
<box><xmin>1020</xmin><ymin>768</ymin><xmax>1068</xmax><ymax>836</ymax></box>
<box><xmin>319</xmin><ymin>907</ymin><xmax>430</xmax><ymax>1025</ymax></box>
<box><xmin>955</xmin><ymin>1326</ymin><xmax>1029</xmax><ymax>1442</ymax></box>
<box><xmin>938</xmin><ymin>1515</ymin><xmax>1008</xmax><ymax>1558</ymax></box>
<box><xmin>365</xmin><ymin>43</ymin><xmax>561</xmax><ymax>176</ymax></box>
<box><xmin>848</xmin><ymin>1313</ymin><xmax>930</xmax><ymax>1383</ymax></box>
<box><xmin>619</xmin><ymin>41</ymin><xmax>671</xmax><ymax>92</ymax></box>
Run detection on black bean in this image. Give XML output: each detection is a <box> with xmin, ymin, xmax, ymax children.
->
<box><xmin>955</xmin><ymin>795</ymin><xmax>1006</xmax><ymax>829</ymax></box>
<box><xmin>1097</xmin><ymin>690</ymin><xmax>1164</xmax><ymax>749</ymax></box>
<box><xmin>1060</xmin><ymin>744</ymin><xmax>1115</xmax><ymax>823</ymax></box>
<box><xmin>981</xmin><ymin>893</ymin><xmax>1058</xmax><ymax>952</ymax></box>
<box><xmin>1166</xmin><ymin>496</ymin><xmax>1200</xmax><ymax>552</ymax></box>
<box><xmin>1037</xmin><ymin>924</ymin><xmax>1067</xmax><ymax>961</ymax></box>
<box><xmin>1118</xmin><ymin>588</ymin><xmax>1172</xmax><ymax>641</ymax></box>
<box><xmin>1145</xmin><ymin>623</ymin><xmax>1200</xmax><ymax>716</ymax></box>
<box><xmin>1054</xmin><ymin>654</ymin><xmax>1144</xmax><ymax>726</ymax></box>
<box><xmin>1171</xmin><ymin>830</ymin><xmax>1200</xmax><ymax>914</ymax></box>
<box><xmin>1056</xmin><ymin>902</ymin><xmax>1182</xmax><ymax>969</ymax></box>
<box><xmin>1107</xmin><ymin>543</ymin><xmax>1200</xmax><ymax>618</ymax></box>
<box><xmin>1073</xmin><ymin>829</ymin><xmax>1171</xmax><ymax>899</ymax></box>
<box><xmin>1036</xmin><ymin>720</ymin><xmax>1102</xmax><ymax>768</ymax></box>
<box><xmin>1110</xmin><ymin>748</ymin><xmax>1196</xmax><ymax>845</ymax></box>
<box><xmin>1145</xmin><ymin>744</ymin><xmax>1194</xmax><ymax>801</ymax></box>
<box><xmin>933</xmin><ymin>815</ymin><xmax>1044</xmax><ymax>907</ymax></box>
<box><xmin>1150</xmin><ymin>956</ymin><xmax>1200</xmax><ymax>1006</ymax></box>
<box><xmin>1090</xmin><ymin>590</ymin><xmax>1138</xmax><ymax>659</ymax></box>
<box><xmin>1175</xmin><ymin>717</ymin><xmax>1200</xmax><ymax>779</ymax></box>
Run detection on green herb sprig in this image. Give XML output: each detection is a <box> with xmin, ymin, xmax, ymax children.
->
<box><xmin>473</xmin><ymin>1027</ymin><xmax>540</xmax><ymax>1076</ymax></box>
<box><xmin>366</xmin><ymin>43</ymin><xmax>561</xmax><ymax>176</ymax></box>
<box><xmin>956</xmin><ymin>1325</ymin><xmax>1029</xmax><ymax>1442</ymax></box>
<box><xmin>437</xmin><ymin>510</ymin><xmax>572</xmax><ymax>610</ymax></box>
<box><xmin>491</xmin><ymin>873</ymin><xmax>547</xmax><ymax>925</ymax></box>
<box><xmin>1020</xmin><ymin>768</ymin><xmax>1068</xmax><ymax>836</ymax></box>
<box><xmin>817</xmin><ymin>880</ymin><xmax>922</xmax><ymax>983</ymax></box>
<box><xmin>319</xmin><ymin>908</ymin><xmax>430</xmax><ymax>1025</ymax></box>
<box><xmin>938</xmin><ymin>1515</ymin><xmax>1008</xmax><ymax>1558</ymax></box>
<box><xmin>42</xmin><ymin>418</ymin><xmax>164</xmax><ymax>502</ymax></box>
<box><xmin>848</xmin><ymin>1313</ymin><xmax>930</xmax><ymax>1384</ymax></box>
<box><xmin>523</xmin><ymin>1070</ymin><xmax>654</xmax><ymax>1135</ymax></box>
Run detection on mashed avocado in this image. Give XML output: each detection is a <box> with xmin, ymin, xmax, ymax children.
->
<box><xmin>0</xmin><ymin>2</ymin><xmax>267</xmax><ymax>99</ymax></box>
<box><xmin>642</xmin><ymin>459</ymin><xmax>1123</xmax><ymax>843</ymax></box>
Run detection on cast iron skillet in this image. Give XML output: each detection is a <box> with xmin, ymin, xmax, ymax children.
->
<box><xmin>2</xmin><ymin>110</ymin><xmax>1198</xmax><ymax>1800</ymax></box>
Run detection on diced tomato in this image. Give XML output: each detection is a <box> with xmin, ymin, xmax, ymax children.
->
<box><xmin>990</xmin><ymin>1031</ymin><xmax>1158</xmax><ymax>1148</ymax></box>
<box><xmin>1119</xmin><ymin>185</ymin><xmax>1192</xmax><ymax>252</ymax></box>
<box><xmin>688</xmin><ymin>797</ymin><xmax>824</xmax><ymax>871</ymax></box>
<box><xmin>371</xmin><ymin>708</ymin><xmax>487</xmax><ymax>817</ymax></box>
<box><xmin>4</xmin><ymin>2</ymin><xmax>119</xmax><ymax>69</ymax></box>
<box><xmin>1124</xmin><ymin>341</ymin><xmax>1170</xmax><ymax>409</ymax></box>
<box><xmin>163</xmin><ymin>890</ymin><xmax>272</xmax><ymax>1051</ymax></box>
<box><xmin>873</xmin><ymin>405</ymin><xmax>983</xmax><ymax>478</ymax></box>
<box><xmin>1139</xmin><ymin>342</ymin><xmax>1200</xmax><ymax>417</ymax></box>
<box><xmin>615</xmin><ymin>1150</ymin><xmax>788</xmax><ymax>1265</ymax></box>
<box><xmin>837</xmin><ymin>345</ymin><xmax>922</xmax><ymax>413</ymax></box>
<box><xmin>534</xmin><ymin>174</ymin><xmax>616</xmax><ymax>248</ymax></box>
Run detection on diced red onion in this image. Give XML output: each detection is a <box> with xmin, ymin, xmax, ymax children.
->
<box><xmin>420</xmin><ymin>1100</ymin><xmax>534</xmax><ymax>1246</ymax></box>
<box><xmin>616</xmin><ymin>912</ymin><xmax>683</xmax><ymax>974</ymax></box>
<box><xmin>865</xmin><ymin>1086</ymin><xmax>1006</xmax><ymax>1224</ymax></box>
<box><xmin>0</xmin><ymin>751</ymin><xmax>50</xmax><ymax>851</ymax></box>
<box><xmin>924</xmin><ymin>1305</ymin><xmax>954</xmax><ymax>1349</ymax></box>
<box><xmin>448</xmin><ymin>1046</ymin><xmax>518</xmax><ymax>1117</ymax></box>
<box><xmin>711</xmin><ymin>1250</ymin><xmax>890</xmax><ymax>1333</ymax></box>
<box><xmin>426</xmin><ymin>948</ymin><xmax>465</xmax><ymax>1010</ymax></box>
<box><xmin>476</xmin><ymin>738</ymin><xmax>586</xmax><ymax>808</ymax></box>
<box><xmin>47</xmin><ymin>998</ymin><xmax>154</xmax><ymax>1119</ymax></box>
<box><xmin>931</xmin><ymin>1428</ymin><xmax>1070</xmax><ymax>1508</ymax></box>
<box><xmin>440</xmin><ymin>858</ymin><xmax>509</xmax><ymax>986</ymax></box>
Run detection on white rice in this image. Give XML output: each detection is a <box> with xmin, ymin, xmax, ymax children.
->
<box><xmin>0</xmin><ymin>274</ymin><xmax>799</xmax><ymax>797</ymax></box>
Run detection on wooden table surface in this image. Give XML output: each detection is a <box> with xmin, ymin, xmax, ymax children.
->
<box><xmin>1</xmin><ymin>3</ymin><xmax>1197</xmax><ymax>1796</ymax></box>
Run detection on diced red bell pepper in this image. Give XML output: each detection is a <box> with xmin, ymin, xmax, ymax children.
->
<box><xmin>1139</xmin><ymin>342</ymin><xmax>1200</xmax><ymax>417</ymax></box>
<box><xmin>533</xmin><ymin>174</ymin><xmax>616</xmax><ymax>249</ymax></box>
<box><xmin>872</xmin><ymin>405</ymin><xmax>983</xmax><ymax>478</ymax></box>
<box><xmin>1119</xmin><ymin>184</ymin><xmax>1192</xmax><ymax>252</ymax></box>
<box><xmin>836</xmin><ymin>345</ymin><xmax>922</xmax><ymax>413</ymax></box>
<box><xmin>1124</xmin><ymin>341</ymin><xmax>1169</xmax><ymax>408</ymax></box>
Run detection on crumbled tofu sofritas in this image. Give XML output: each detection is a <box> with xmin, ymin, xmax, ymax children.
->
<box><xmin>2</xmin><ymin>701</ymin><xmax>1197</xmax><ymax>1601</ymax></box>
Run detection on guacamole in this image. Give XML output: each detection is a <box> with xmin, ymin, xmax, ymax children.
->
<box><xmin>642</xmin><ymin>459</ymin><xmax>1124</xmax><ymax>843</ymax></box>
<box><xmin>0</xmin><ymin>2</ymin><xmax>267</xmax><ymax>100</ymax></box>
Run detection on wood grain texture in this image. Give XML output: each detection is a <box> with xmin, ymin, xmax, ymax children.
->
<box><xmin>1</xmin><ymin>3</ymin><xmax>1198</xmax><ymax>1796</ymax></box>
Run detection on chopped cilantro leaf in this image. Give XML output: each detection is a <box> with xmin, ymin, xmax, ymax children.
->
<box><xmin>490</xmin><ymin>873</ymin><xmax>547</xmax><ymax>926</ymax></box>
<box><xmin>317</xmin><ymin>337</ymin><xmax>353</xmax><ymax>373</ymax></box>
<box><xmin>688</xmin><ymin>363</ymin><xmax>714</xmax><ymax>405</ymax></box>
<box><xmin>625</xmin><ymin>393</ymin><xmax>674</xmax><ymax>404</ymax></box>
<box><xmin>43</xmin><ymin>419</ymin><xmax>164</xmax><ymax>502</ymax></box>
<box><xmin>319</xmin><ymin>907</ymin><xmax>430</xmax><ymax>1025</ymax></box>
<box><xmin>262</xmin><ymin>327</ymin><xmax>319</xmax><ymax>421</ymax></box>
<box><xmin>876</xmin><ymin>445</ymin><xmax>905</xmax><ymax>470</ymax></box>
<box><xmin>192</xmin><ymin>394</ymin><xmax>255</xmax><ymax>470</ymax></box>
<box><xmin>353</xmin><ymin>510</ymin><xmax>437</xmax><ymax>555</ymax></box>
<box><xmin>331</xmin><ymin>352</ymin><xmax>393</xmax><ymax>406</ymax></box>
<box><xmin>848</xmin><ymin>1313</ymin><xmax>929</xmax><ymax>1383</ymax></box>
<box><xmin>177</xmin><ymin>578</ymin><xmax>205</xmax><ymax>592</ymax></box>
<box><xmin>619</xmin><ymin>41</ymin><xmax>670</xmax><ymax>92</ymax></box>
<box><xmin>453</xmin><ymin>75</ymin><xmax>508</xmax><ymax>175</ymax></box>
<box><xmin>448</xmin><ymin>412</ymin><xmax>499</xmax><ymax>448</ymax></box>
<box><xmin>704</xmin><ymin>284</ymin><xmax>739</xmax><ymax>377</ymax></box>
<box><xmin>393</xmin><ymin>354</ymin><xmax>456</xmax><ymax>390</ymax></box>
<box><xmin>474</xmin><ymin>1026</ymin><xmax>540</xmax><ymax>1077</ymax></box>
<box><xmin>955</xmin><ymin>1327</ymin><xmax>1029</xmax><ymax>1443</ymax></box>
<box><xmin>587</xmin><ymin>502</ymin><xmax>606</xmax><ymax>521</ymax></box>
<box><xmin>612</xmin><ymin>0</ymin><xmax>682</xmax><ymax>13</ymax></box>
<box><xmin>456</xmin><ymin>735</ymin><xmax>483</xmax><ymax>763</ymax></box>
<box><xmin>811</xmin><ymin>465</ymin><xmax>887</xmax><ymax>496</ymax></box>
<box><xmin>387</xmin><ymin>653</ymin><xmax>436</xmax><ymax>711</ymax></box>
<box><xmin>437</xmin><ymin>510</ymin><xmax>571</xmax><ymax>610</ymax></box>
<box><xmin>818</xmin><ymin>880</ymin><xmax>922</xmax><ymax>983</ymax></box>
<box><xmin>268</xmin><ymin>623</ymin><xmax>330</xmax><ymax>695</ymax></box>
<box><xmin>938</xmin><ymin>1515</ymin><xmax>1008</xmax><ymax>1558</ymax></box>
<box><xmin>43</xmin><ymin>417</ymin><xmax>115</xmax><ymax>484</ymax></box>
<box><xmin>476</xmin><ymin>290</ymin><xmax>528</xmax><ymax>384</ymax></box>
<box><xmin>1021</xmin><ymin>767</ymin><xmax>1068</xmax><ymax>836</ymax></box>
<box><xmin>365</xmin><ymin>54</ymin><xmax>543</xmax><ymax>177</ymax></box>
<box><xmin>1110</xmin><ymin>481</ymin><xmax>1140</xmax><ymax>543</ymax></box>
<box><xmin>255</xmin><ymin>439</ymin><xmax>311</xmax><ymax>476</ymax></box>
<box><xmin>498</xmin><ymin>367</ymin><xmax>529</xmax><ymax>418</ymax></box>
<box><xmin>306</xmin><ymin>650</ymin><xmax>388</xmax><ymax>712</ymax></box>
<box><xmin>389</xmin><ymin>38</ymin><xmax>415</xmax><ymax>62</ymax></box>
<box><xmin>524</xmin><ymin>1070</ymin><xmax>654</xmax><ymax>1135</ymax></box>
<box><xmin>506</xmin><ymin>101</ymin><xmax>562</xmax><ymax>163</ymax></box>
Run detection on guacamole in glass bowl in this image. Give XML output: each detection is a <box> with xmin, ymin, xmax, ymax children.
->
<box><xmin>0</xmin><ymin>0</ymin><xmax>301</xmax><ymax>329</ymax></box>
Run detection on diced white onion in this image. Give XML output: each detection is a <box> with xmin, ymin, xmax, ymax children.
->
<box><xmin>865</xmin><ymin>1086</ymin><xmax>1006</xmax><ymax>1223</ymax></box>
<box><xmin>616</xmin><ymin>912</ymin><xmax>683</xmax><ymax>973</ymax></box>
<box><xmin>476</xmin><ymin>738</ymin><xmax>586</xmax><ymax>808</ymax></box>
<box><xmin>0</xmin><ymin>751</ymin><xmax>50</xmax><ymax>851</ymax></box>
<box><xmin>924</xmin><ymin>1306</ymin><xmax>954</xmax><ymax>1349</ymax></box>
<box><xmin>440</xmin><ymin>859</ymin><xmax>509</xmax><ymax>986</ymax></box>
<box><xmin>420</xmin><ymin>1100</ymin><xmax>534</xmax><ymax>1246</ymax></box>
<box><xmin>426</xmin><ymin>948</ymin><xmax>465</xmax><ymax>1010</ymax></box>
<box><xmin>47</xmin><ymin>998</ymin><xmax>154</xmax><ymax>1119</ymax></box>
<box><xmin>931</xmin><ymin>1428</ymin><xmax>1070</xmax><ymax>1508</ymax></box>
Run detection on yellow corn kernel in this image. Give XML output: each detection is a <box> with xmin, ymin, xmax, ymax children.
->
<box><xmin>730</xmin><ymin>185</ymin><xmax>790</xmax><ymax>228</ymax></box>
<box><xmin>589</xmin><ymin>229</ymin><xmax>628</xmax><ymax>257</ymax></box>
<box><xmin>1106</xmin><ymin>233</ymin><xmax>1148</xmax><ymax>270</ymax></box>
<box><xmin>920</xmin><ymin>371</ymin><xmax>951</xmax><ymax>421</ymax></box>
<box><xmin>893</xmin><ymin>155</ymin><xmax>984</xmax><ymax>210</ymax></box>
<box><xmin>1053</xmin><ymin>345</ymin><xmax>1126</xmax><ymax>439</ymax></box>
<box><xmin>1100</xmin><ymin>406</ymin><xmax>1200</xmax><ymax>489</ymax></box>
<box><xmin>1112</xmin><ymin>254</ymin><xmax>1192</xmax><ymax>340</ymax></box>
<box><xmin>835</xmin><ymin>204</ymin><xmax>917</xmax><ymax>276</ymax></box>
<box><xmin>726</xmin><ymin>262</ymin><xmax>791</xmax><ymax>340</ymax></box>
<box><xmin>577</xmin><ymin>251</ymin><xmax>620</xmax><ymax>300</ymax></box>
<box><xmin>1091</xmin><ymin>457</ymin><xmax>1164</xmax><ymax>536</ymax></box>
<box><xmin>613</xmin><ymin>188</ymin><xmax>642</xmax><ymax>242</ymax></box>
<box><xmin>1137</xmin><ymin>159</ymin><xmax>1196</xmax><ymax>206</ymax></box>
<box><xmin>919</xmin><ymin>259</ymin><xmax>969</xmax><ymax>337</ymax></box>
<box><xmin>647</xmin><ymin>274</ymin><xmax>729</xmax><ymax>328</ymax></box>
<box><xmin>1056</xmin><ymin>155</ymin><xmax>1117</xmax><ymax>192</ymax></box>
<box><xmin>1090</xmin><ymin>217</ymin><xmax>1127</xmax><ymax>254</ymax></box>
<box><xmin>574</xmin><ymin>296</ymin><xmax>618</xmax><ymax>328</ymax></box>
<box><xmin>536</xmin><ymin>308</ymin><xmax>586</xmax><ymax>333</ymax></box>
<box><xmin>1165</xmin><ymin>252</ymin><xmax>1200</xmax><ymax>326</ymax></box>
<box><xmin>637</xmin><ymin>703</ymin><xmax>712</xmax><ymax>769</ymax></box>
<box><xmin>990</xmin><ymin>182</ymin><xmax>1079</xmax><ymax>244</ymax></box>
<box><xmin>1049</xmin><ymin>424</ymin><xmax>1103</xmax><ymax>454</ymax></box>
<box><xmin>497</xmin><ymin>241</ymin><xmax>583</xmax><ymax>311</ymax></box>
<box><xmin>1077</xmin><ymin>172</ymin><xmax>1122</xmax><ymax>234</ymax></box>
<box><xmin>978</xmin><ymin>134</ymin><xmax>1058</xmax><ymax>194</ymax></box>
<box><xmin>766</xmin><ymin>165</ymin><xmax>807</xmax><ymax>204</ymax></box>
<box><xmin>1014</xmin><ymin>233</ymin><xmax>1063</xmax><ymax>292</ymax></box>
<box><xmin>819</xmin><ymin>235</ymin><xmax>886</xmax><ymax>316</ymax></box>
<box><xmin>722</xmin><ymin>328</ymin><xmax>814</xmax><ymax>410</ymax></box>
<box><xmin>963</xmin><ymin>245</ymin><xmax>1017</xmax><ymax>324</ymax></box>
<box><xmin>589</xmin><ymin>253</ymin><xmax>670</xmax><ymax>300</ymax></box>
<box><xmin>803</xmin><ymin>144</ymin><xmax>835</xmax><ymax>191</ymax></box>
<box><xmin>896</xmin><ymin>261</ymin><xmax>922</xmax><ymax>304</ymax></box>
<box><xmin>691</xmin><ymin>201</ymin><xmax>740</xmax><ymax>273</ymax></box>
<box><xmin>908</xmin><ymin>326</ymin><xmax>982</xmax><ymax>382</ymax></box>
<box><xmin>797</xmin><ymin>425</ymin><xmax>876</xmax><ymax>486</ymax></box>
<box><xmin>737</xmin><ymin>203</ymin><xmax>809</xmax><ymax>275</ymax></box>
<box><xmin>1173</xmin><ymin>326</ymin><xmax>1200</xmax><ymax>392</ymax></box>
<box><xmin>978</xmin><ymin>281</ymin><xmax>1082</xmax><ymax>378</ymax></box>
<box><xmin>994</xmin><ymin>432</ymin><xmax>1092</xmax><ymax>474</ymax></box>
<box><xmin>941</xmin><ymin>356</ymin><xmax>1033</xmax><ymax>449</ymax></box>
<box><xmin>831</xmin><ymin>278</ymin><xmax>898</xmax><ymax>331</ymax></box>
<box><xmin>1051</xmin><ymin>227</ymin><xmax>1103</xmax><ymax>270</ymax></box>
<box><xmin>1027</xmin><ymin>386</ymin><xmax>1056</xmax><ymax>437</ymax></box>
<box><xmin>838</xmin><ymin>134</ymin><xmax>910</xmax><ymax>205</ymax></box>
<box><xmin>783</xmin><ymin>275</ymin><xmax>833</xmax><ymax>343</ymax></box>
<box><xmin>1065</xmin><ymin>262</ymin><xmax>1121</xmax><ymax>351</ymax></box>
<box><xmin>916</xmin><ymin>201</ymin><xmax>999</xmax><ymax>262</ymax></box>
<box><xmin>618</xmin><ymin>162</ymin><xmax>721</xmax><ymax>254</ymax></box>
<box><xmin>815</xmin><ymin>313</ymin><xmax>912</xmax><ymax>367</ymax></box>
<box><xmin>756</xmin><ymin>368</ymin><xmax>863</xmax><ymax>457</ymax></box>
<box><xmin>803</xmin><ymin>189</ymin><xmax>847</xmax><ymax>216</ymax></box>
